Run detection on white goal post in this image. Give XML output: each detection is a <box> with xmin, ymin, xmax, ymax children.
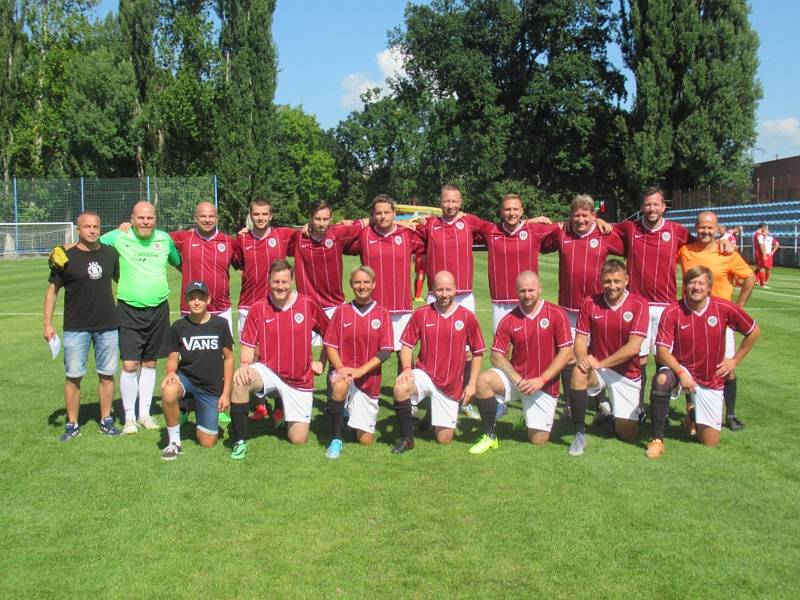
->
<box><xmin>0</xmin><ymin>222</ymin><xmax>76</xmax><ymax>257</ymax></box>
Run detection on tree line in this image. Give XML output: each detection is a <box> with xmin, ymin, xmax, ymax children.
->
<box><xmin>1</xmin><ymin>0</ymin><xmax>760</xmax><ymax>224</ymax></box>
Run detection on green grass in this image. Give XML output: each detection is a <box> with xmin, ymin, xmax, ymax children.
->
<box><xmin>1</xmin><ymin>254</ymin><xmax>799</xmax><ymax>598</ymax></box>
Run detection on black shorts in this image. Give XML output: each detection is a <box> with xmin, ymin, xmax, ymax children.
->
<box><xmin>118</xmin><ymin>300</ymin><xmax>171</xmax><ymax>362</ymax></box>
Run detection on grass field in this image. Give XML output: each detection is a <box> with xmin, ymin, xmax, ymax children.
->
<box><xmin>2</xmin><ymin>253</ymin><xmax>799</xmax><ymax>598</ymax></box>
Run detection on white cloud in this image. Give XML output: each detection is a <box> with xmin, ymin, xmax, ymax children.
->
<box><xmin>341</xmin><ymin>46</ymin><xmax>407</xmax><ymax>110</ymax></box>
<box><xmin>760</xmin><ymin>118</ymin><xmax>800</xmax><ymax>145</ymax></box>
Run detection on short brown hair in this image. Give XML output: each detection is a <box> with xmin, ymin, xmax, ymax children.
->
<box><xmin>600</xmin><ymin>259</ymin><xmax>627</xmax><ymax>278</ymax></box>
<box><xmin>309</xmin><ymin>199</ymin><xmax>333</xmax><ymax>217</ymax></box>
<box><xmin>250</xmin><ymin>199</ymin><xmax>273</xmax><ymax>213</ymax></box>
<box><xmin>350</xmin><ymin>264</ymin><xmax>376</xmax><ymax>282</ymax></box>
<box><xmin>371</xmin><ymin>194</ymin><xmax>395</xmax><ymax>212</ymax></box>
<box><xmin>683</xmin><ymin>265</ymin><xmax>713</xmax><ymax>287</ymax></box>
<box><xmin>570</xmin><ymin>194</ymin><xmax>595</xmax><ymax>214</ymax></box>
<box><xmin>268</xmin><ymin>258</ymin><xmax>294</xmax><ymax>278</ymax></box>
<box><xmin>641</xmin><ymin>186</ymin><xmax>665</xmax><ymax>203</ymax></box>
<box><xmin>440</xmin><ymin>184</ymin><xmax>461</xmax><ymax>196</ymax></box>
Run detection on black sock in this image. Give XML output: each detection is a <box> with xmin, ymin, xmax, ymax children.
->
<box><xmin>394</xmin><ymin>400</ymin><xmax>414</xmax><ymax>439</ymax></box>
<box><xmin>569</xmin><ymin>388</ymin><xmax>588</xmax><ymax>434</ymax></box>
<box><xmin>476</xmin><ymin>397</ymin><xmax>498</xmax><ymax>437</ymax></box>
<box><xmin>650</xmin><ymin>389</ymin><xmax>670</xmax><ymax>440</ymax></box>
<box><xmin>639</xmin><ymin>363</ymin><xmax>647</xmax><ymax>409</ymax></box>
<box><xmin>724</xmin><ymin>378</ymin><xmax>737</xmax><ymax>417</ymax></box>
<box><xmin>230</xmin><ymin>402</ymin><xmax>249</xmax><ymax>442</ymax></box>
<box><xmin>327</xmin><ymin>399</ymin><xmax>345</xmax><ymax>439</ymax></box>
<box><xmin>561</xmin><ymin>364</ymin><xmax>575</xmax><ymax>408</ymax></box>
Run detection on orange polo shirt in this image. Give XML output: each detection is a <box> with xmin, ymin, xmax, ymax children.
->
<box><xmin>678</xmin><ymin>242</ymin><xmax>753</xmax><ymax>301</ymax></box>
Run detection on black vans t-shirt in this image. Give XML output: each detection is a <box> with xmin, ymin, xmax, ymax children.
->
<box><xmin>167</xmin><ymin>315</ymin><xmax>233</xmax><ymax>395</ymax></box>
<box><xmin>49</xmin><ymin>245</ymin><xmax>120</xmax><ymax>331</ymax></box>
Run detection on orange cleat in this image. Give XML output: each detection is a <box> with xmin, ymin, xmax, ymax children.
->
<box><xmin>645</xmin><ymin>438</ymin><xmax>665</xmax><ymax>459</ymax></box>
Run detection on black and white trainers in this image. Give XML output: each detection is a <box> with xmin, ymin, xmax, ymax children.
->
<box><xmin>161</xmin><ymin>443</ymin><xmax>182</xmax><ymax>461</ymax></box>
<box><xmin>99</xmin><ymin>416</ymin><xmax>121</xmax><ymax>437</ymax></box>
<box><xmin>391</xmin><ymin>437</ymin><xmax>414</xmax><ymax>454</ymax></box>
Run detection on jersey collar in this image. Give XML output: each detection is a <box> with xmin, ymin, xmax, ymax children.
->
<box><xmin>602</xmin><ymin>290</ymin><xmax>629</xmax><ymax>311</ymax></box>
<box><xmin>521</xmin><ymin>299</ymin><xmax>545</xmax><ymax>320</ymax></box>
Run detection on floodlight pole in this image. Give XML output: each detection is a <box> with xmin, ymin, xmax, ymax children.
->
<box><xmin>13</xmin><ymin>177</ymin><xmax>18</xmax><ymax>256</ymax></box>
<box><xmin>80</xmin><ymin>177</ymin><xmax>85</xmax><ymax>212</ymax></box>
<box><xmin>213</xmin><ymin>175</ymin><xmax>218</xmax><ymax>208</ymax></box>
<box><xmin>146</xmin><ymin>176</ymin><xmax>151</xmax><ymax>203</ymax></box>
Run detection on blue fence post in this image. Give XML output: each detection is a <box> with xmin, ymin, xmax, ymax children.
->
<box><xmin>13</xmin><ymin>177</ymin><xmax>18</xmax><ymax>256</ymax></box>
<box><xmin>80</xmin><ymin>177</ymin><xmax>85</xmax><ymax>212</ymax></box>
<box><xmin>146</xmin><ymin>176</ymin><xmax>151</xmax><ymax>203</ymax></box>
<box><xmin>213</xmin><ymin>175</ymin><xmax>218</xmax><ymax>208</ymax></box>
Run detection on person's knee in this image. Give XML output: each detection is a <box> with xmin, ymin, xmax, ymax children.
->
<box><xmin>142</xmin><ymin>360</ymin><xmax>156</xmax><ymax>369</ymax></box>
<box><xmin>476</xmin><ymin>372</ymin><xmax>498</xmax><ymax>398</ymax></box>
<box><xmin>570</xmin><ymin>368</ymin><xmax>589</xmax><ymax>388</ymax></box>
<box><xmin>122</xmin><ymin>361</ymin><xmax>140</xmax><ymax>373</ymax></box>
<box><xmin>66</xmin><ymin>376</ymin><xmax>83</xmax><ymax>387</ymax></box>
<box><xmin>652</xmin><ymin>371</ymin><xmax>674</xmax><ymax>393</ymax></box>
<box><xmin>615</xmin><ymin>421</ymin><xmax>637</xmax><ymax>442</ymax></box>
<box><xmin>435</xmin><ymin>429</ymin><xmax>454</xmax><ymax>444</ymax></box>
<box><xmin>528</xmin><ymin>431</ymin><xmax>550</xmax><ymax>446</ymax></box>
<box><xmin>288</xmin><ymin>426</ymin><xmax>309</xmax><ymax>445</ymax></box>
<box><xmin>197</xmin><ymin>434</ymin><xmax>218</xmax><ymax>448</ymax></box>
<box><xmin>331</xmin><ymin>380</ymin><xmax>348</xmax><ymax>401</ymax></box>
<box><xmin>357</xmin><ymin>432</ymin><xmax>374</xmax><ymax>446</ymax></box>
<box><xmin>161</xmin><ymin>383</ymin><xmax>182</xmax><ymax>405</ymax></box>
<box><xmin>393</xmin><ymin>381</ymin><xmax>412</xmax><ymax>401</ymax></box>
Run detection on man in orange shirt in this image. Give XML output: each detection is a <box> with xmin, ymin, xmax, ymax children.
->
<box><xmin>678</xmin><ymin>211</ymin><xmax>755</xmax><ymax>431</ymax></box>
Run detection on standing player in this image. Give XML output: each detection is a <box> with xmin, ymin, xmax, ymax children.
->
<box><xmin>229</xmin><ymin>259</ymin><xmax>329</xmax><ymax>458</ymax></box>
<box><xmin>159</xmin><ymin>281</ymin><xmax>234</xmax><ymax>460</ymax></box>
<box><xmin>647</xmin><ymin>266</ymin><xmax>759</xmax><ymax>457</ymax></box>
<box><xmin>322</xmin><ymin>266</ymin><xmax>394</xmax><ymax>458</ymax></box>
<box><xmin>678</xmin><ymin>211</ymin><xmax>755</xmax><ymax>431</ymax></box>
<box><xmin>100</xmin><ymin>201</ymin><xmax>181</xmax><ymax>433</ymax></box>
<box><xmin>391</xmin><ymin>271</ymin><xmax>486</xmax><ymax>453</ymax></box>
<box><xmin>568</xmin><ymin>260</ymin><xmax>649</xmax><ymax>456</ymax></box>
<box><xmin>43</xmin><ymin>211</ymin><xmax>121</xmax><ymax>440</ymax></box>
<box><xmin>469</xmin><ymin>272</ymin><xmax>572</xmax><ymax>453</ymax></box>
<box><xmin>753</xmin><ymin>222</ymin><xmax>779</xmax><ymax>288</ymax></box>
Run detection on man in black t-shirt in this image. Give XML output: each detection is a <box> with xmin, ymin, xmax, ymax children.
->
<box><xmin>43</xmin><ymin>211</ymin><xmax>121</xmax><ymax>441</ymax></box>
<box><xmin>159</xmin><ymin>281</ymin><xmax>234</xmax><ymax>460</ymax></box>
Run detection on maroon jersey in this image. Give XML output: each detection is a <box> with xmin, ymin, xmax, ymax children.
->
<box><xmin>615</xmin><ymin>219</ymin><xmax>691</xmax><ymax>305</ymax></box>
<box><xmin>323</xmin><ymin>301</ymin><xmax>394</xmax><ymax>398</ymax></box>
<box><xmin>400</xmin><ymin>303</ymin><xmax>485</xmax><ymax>400</ymax></box>
<box><xmin>491</xmin><ymin>300</ymin><xmax>573</xmax><ymax>397</ymax></box>
<box><xmin>542</xmin><ymin>224</ymin><xmax>625</xmax><ymax>313</ymax></box>
<box><xmin>416</xmin><ymin>214</ymin><xmax>485</xmax><ymax>294</ymax></box>
<box><xmin>576</xmin><ymin>291</ymin><xmax>649</xmax><ymax>380</ymax></box>
<box><xmin>656</xmin><ymin>298</ymin><xmax>755</xmax><ymax>390</ymax></box>
<box><xmin>170</xmin><ymin>229</ymin><xmax>239</xmax><ymax>314</ymax></box>
<box><xmin>240</xmin><ymin>293</ymin><xmax>329</xmax><ymax>391</ymax></box>
<box><xmin>477</xmin><ymin>221</ymin><xmax>559</xmax><ymax>302</ymax></box>
<box><xmin>290</xmin><ymin>223</ymin><xmax>363</xmax><ymax>309</ymax></box>
<box><xmin>234</xmin><ymin>227</ymin><xmax>297</xmax><ymax>310</ymax></box>
<box><xmin>347</xmin><ymin>225</ymin><xmax>425</xmax><ymax>313</ymax></box>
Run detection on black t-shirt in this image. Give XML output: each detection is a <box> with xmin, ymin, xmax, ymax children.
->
<box><xmin>49</xmin><ymin>245</ymin><xmax>120</xmax><ymax>331</ymax></box>
<box><xmin>167</xmin><ymin>315</ymin><xmax>233</xmax><ymax>395</ymax></box>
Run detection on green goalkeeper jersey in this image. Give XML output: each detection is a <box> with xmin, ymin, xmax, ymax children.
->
<box><xmin>100</xmin><ymin>229</ymin><xmax>181</xmax><ymax>307</ymax></box>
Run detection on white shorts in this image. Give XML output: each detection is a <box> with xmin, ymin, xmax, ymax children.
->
<box><xmin>237</xmin><ymin>308</ymin><xmax>249</xmax><ymax>338</ymax></box>
<box><xmin>391</xmin><ymin>313</ymin><xmax>412</xmax><ymax>352</ymax></box>
<box><xmin>725</xmin><ymin>327</ymin><xmax>735</xmax><ymax>360</ymax></box>
<box><xmin>409</xmin><ymin>368</ymin><xmax>459</xmax><ymax>430</ymax></box>
<box><xmin>216</xmin><ymin>308</ymin><xmax>233</xmax><ymax>336</ymax></box>
<box><xmin>492</xmin><ymin>302</ymin><xmax>517</xmax><ymax>332</ymax></box>
<box><xmin>340</xmin><ymin>381</ymin><xmax>379</xmax><ymax>434</ymax></box>
<box><xmin>692</xmin><ymin>385</ymin><xmax>724</xmax><ymax>431</ymax></box>
<box><xmin>587</xmin><ymin>368</ymin><xmax>641</xmax><ymax>421</ymax></box>
<box><xmin>567</xmin><ymin>310</ymin><xmax>579</xmax><ymax>341</ymax></box>
<box><xmin>249</xmin><ymin>362</ymin><xmax>313</xmax><ymax>423</ymax></box>
<box><xmin>311</xmin><ymin>306</ymin><xmax>338</xmax><ymax>346</ymax></box>
<box><xmin>640</xmin><ymin>305</ymin><xmax>667</xmax><ymax>357</ymax></box>
<box><xmin>491</xmin><ymin>368</ymin><xmax>558</xmax><ymax>432</ymax></box>
<box><xmin>426</xmin><ymin>292</ymin><xmax>476</xmax><ymax>314</ymax></box>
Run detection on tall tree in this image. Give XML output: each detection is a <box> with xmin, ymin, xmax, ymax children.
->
<box><xmin>0</xmin><ymin>0</ymin><xmax>24</xmax><ymax>191</ymax></box>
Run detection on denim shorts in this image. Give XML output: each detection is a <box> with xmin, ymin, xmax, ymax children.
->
<box><xmin>63</xmin><ymin>329</ymin><xmax>119</xmax><ymax>378</ymax></box>
<box><xmin>177</xmin><ymin>372</ymin><xmax>220</xmax><ymax>435</ymax></box>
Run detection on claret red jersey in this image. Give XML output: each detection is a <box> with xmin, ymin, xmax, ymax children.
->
<box><xmin>170</xmin><ymin>229</ymin><xmax>239</xmax><ymax>314</ymax></box>
<box><xmin>575</xmin><ymin>291</ymin><xmax>649</xmax><ymax>380</ymax></box>
<box><xmin>416</xmin><ymin>214</ymin><xmax>484</xmax><ymax>294</ymax></box>
<box><xmin>656</xmin><ymin>297</ymin><xmax>755</xmax><ymax>390</ymax></box>
<box><xmin>240</xmin><ymin>293</ymin><xmax>329</xmax><ymax>391</ymax></box>
<box><xmin>323</xmin><ymin>301</ymin><xmax>394</xmax><ymax>398</ymax></box>
<box><xmin>491</xmin><ymin>300</ymin><xmax>573</xmax><ymax>397</ymax></box>
<box><xmin>234</xmin><ymin>227</ymin><xmax>297</xmax><ymax>310</ymax></box>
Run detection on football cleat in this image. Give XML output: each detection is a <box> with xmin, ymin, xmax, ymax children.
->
<box><xmin>391</xmin><ymin>437</ymin><xmax>414</xmax><ymax>454</ymax></box>
<box><xmin>468</xmin><ymin>434</ymin><xmax>499</xmax><ymax>455</ymax></box>
<box><xmin>645</xmin><ymin>438</ymin><xmax>665</xmax><ymax>459</ymax></box>
<box><xmin>568</xmin><ymin>432</ymin><xmax>587</xmax><ymax>456</ymax></box>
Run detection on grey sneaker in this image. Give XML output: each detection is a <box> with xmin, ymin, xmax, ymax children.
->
<box><xmin>161</xmin><ymin>442</ymin><xmax>182</xmax><ymax>461</ymax></box>
<box><xmin>568</xmin><ymin>432</ymin><xmax>587</xmax><ymax>456</ymax></box>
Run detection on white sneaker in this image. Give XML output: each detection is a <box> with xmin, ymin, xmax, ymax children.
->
<box><xmin>137</xmin><ymin>415</ymin><xmax>159</xmax><ymax>430</ymax></box>
<box><xmin>123</xmin><ymin>418</ymin><xmax>139</xmax><ymax>435</ymax></box>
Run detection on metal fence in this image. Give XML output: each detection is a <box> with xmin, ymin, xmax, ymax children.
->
<box><xmin>670</xmin><ymin>174</ymin><xmax>800</xmax><ymax>209</ymax></box>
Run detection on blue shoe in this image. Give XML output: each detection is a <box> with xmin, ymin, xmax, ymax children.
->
<box><xmin>326</xmin><ymin>438</ymin><xmax>343</xmax><ymax>460</ymax></box>
<box><xmin>60</xmin><ymin>422</ymin><xmax>81</xmax><ymax>442</ymax></box>
<box><xmin>99</xmin><ymin>416</ymin><xmax>121</xmax><ymax>436</ymax></box>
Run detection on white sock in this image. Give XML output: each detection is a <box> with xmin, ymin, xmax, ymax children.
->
<box><xmin>167</xmin><ymin>425</ymin><xmax>181</xmax><ymax>446</ymax></box>
<box><xmin>120</xmin><ymin>371</ymin><xmax>139</xmax><ymax>421</ymax></box>
<box><xmin>138</xmin><ymin>366</ymin><xmax>156</xmax><ymax>419</ymax></box>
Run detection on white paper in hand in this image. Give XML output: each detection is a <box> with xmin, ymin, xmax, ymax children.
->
<box><xmin>49</xmin><ymin>334</ymin><xmax>61</xmax><ymax>359</ymax></box>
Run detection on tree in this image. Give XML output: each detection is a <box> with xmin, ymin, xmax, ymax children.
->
<box><xmin>0</xmin><ymin>0</ymin><xmax>25</xmax><ymax>191</ymax></box>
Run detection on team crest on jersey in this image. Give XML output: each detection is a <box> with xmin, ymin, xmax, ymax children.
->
<box><xmin>324</xmin><ymin>239</ymin><xmax>334</xmax><ymax>249</ymax></box>
<box><xmin>394</xmin><ymin>235</ymin><xmax>402</xmax><ymax>245</ymax></box>
<box><xmin>707</xmin><ymin>316</ymin><xmax>718</xmax><ymax>327</ymax></box>
<box><xmin>661</xmin><ymin>231</ymin><xmax>671</xmax><ymax>242</ymax></box>
<box><xmin>589</xmin><ymin>238</ymin><xmax>600</xmax><ymax>249</ymax></box>
<box><xmin>454</xmin><ymin>320</ymin><xmax>465</xmax><ymax>331</ymax></box>
<box><xmin>539</xmin><ymin>318</ymin><xmax>550</xmax><ymax>329</ymax></box>
<box><xmin>217</xmin><ymin>243</ymin><xmax>226</xmax><ymax>252</ymax></box>
<box><xmin>455</xmin><ymin>221</ymin><xmax>465</xmax><ymax>230</ymax></box>
<box><xmin>519</xmin><ymin>230</ymin><xmax>528</xmax><ymax>241</ymax></box>
<box><xmin>294</xmin><ymin>313</ymin><xmax>305</xmax><ymax>324</ymax></box>
<box><xmin>623</xmin><ymin>311</ymin><xmax>633</xmax><ymax>322</ymax></box>
<box><xmin>268</xmin><ymin>238</ymin><xmax>277</xmax><ymax>248</ymax></box>
<box><xmin>153</xmin><ymin>242</ymin><xmax>162</xmax><ymax>250</ymax></box>
<box><xmin>371</xmin><ymin>318</ymin><xmax>381</xmax><ymax>330</ymax></box>
<box><xmin>87</xmin><ymin>261</ymin><xmax>102</xmax><ymax>280</ymax></box>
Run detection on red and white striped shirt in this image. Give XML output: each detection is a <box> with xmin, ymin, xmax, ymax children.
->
<box><xmin>576</xmin><ymin>291</ymin><xmax>649</xmax><ymax>381</ymax></box>
<box><xmin>240</xmin><ymin>293</ymin><xmax>329</xmax><ymax>391</ymax></box>
<box><xmin>542</xmin><ymin>223</ymin><xmax>625</xmax><ymax>313</ymax></box>
<box><xmin>290</xmin><ymin>223</ymin><xmax>363</xmax><ymax>309</ymax></box>
<box><xmin>323</xmin><ymin>301</ymin><xmax>394</xmax><ymax>398</ymax></box>
<box><xmin>491</xmin><ymin>300</ymin><xmax>573</xmax><ymax>397</ymax></box>
<box><xmin>400</xmin><ymin>303</ymin><xmax>485</xmax><ymax>400</ymax></box>
<box><xmin>234</xmin><ymin>227</ymin><xmax>297</xmax><ymax>310</ymax></box>
<box><xmin>416</xmin><ymin>214</ymin><xmax>484</xmax><ymax>294</ymax></box>
<box><xmin>656</xmin><ymin>297</ymin><xmax>755</xmax><ymax>390</ymax></box>
<box><xmin>615</xmin><ymin>219</ymin><xmax>691</xmax><ymax>305</ymax></box>
<box><xmin>477</xmin><ymin>221</ymin><xmax>559</xmax><ymax>302</ymax></box>
<box><xmin>347</xmin><ymin>225</ymin><xmax>425</xmax><ymax>313</ymax></box>
<box><xmin>170</xmin><ymin>229</ymin><xmax>239</xmax><ymax>314</ymax></box>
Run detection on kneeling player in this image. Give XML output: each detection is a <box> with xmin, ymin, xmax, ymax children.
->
<box><xmin>568</xmin><ymin>260</ymin><xmax>649</xmax><ymax>456</ymax></box>
<box><xmin>391</xmin><ymin>271</ymin><xmax>485</xmax><ymax>453</ymax></box>
<box><xmin>229</xmin><ymin>259</ymin><xmax>328</xmax><ymax>459</ymax></box>
<box><xmin>323</xmin><ymin>265</ymin><xmax>394</xmax><ymax>459</ymax></box>
<box><xmin>646</xmin><ymin>266</ymin><xmax>759</xmax><ymax>457</ymax></box>
<box><xmin>160</xmin><ymin>281</ymin><xmax>234</xmax><ymax>460</ymax></box>
<box><xmin>470</xmin><ymin>272</ymin><xmax>572</xmax><ymax>453</ymax></box>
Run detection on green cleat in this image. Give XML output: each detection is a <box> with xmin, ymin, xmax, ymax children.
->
<box><xmin>231</xmin><ymin>441</ymin><xmax>248</xmax><ymax>460</ymax></box>
<box><xmin>218</xmin><ymin>411</ymin><xmax>231</xmax><ymax>424</ymax></box>
<box><xmin>469</xmin><ymin>434</ymin><xmax>499</xmax><ymax>455</ymax></box>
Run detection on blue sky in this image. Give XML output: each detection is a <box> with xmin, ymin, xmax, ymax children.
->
<box><xmin>98</xmin><ymin>0</ymin><xmax>799</xmax><ymax>161</ymax></box>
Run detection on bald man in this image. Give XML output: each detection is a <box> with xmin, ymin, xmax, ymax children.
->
<box><xmin>391</xmin><ymin>271</ymin><xmax>486</xmax><ymax>453</ymax></box>
<box><xmin>99</xmin><ymin>201</ymin><xmax>181</xmax><ymax>434</ymax></box>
